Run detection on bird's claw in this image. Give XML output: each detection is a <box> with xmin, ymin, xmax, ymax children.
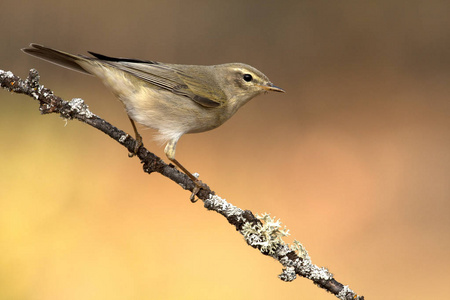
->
<box><xmin>190</xmin><ymin>180</ymin><xmax>207</xmax><ymax>203</ymax></box>
<box><xmin>128</xmin><ymin>137</ymin><xmax>143</xmax><ymax>157</ymax></box>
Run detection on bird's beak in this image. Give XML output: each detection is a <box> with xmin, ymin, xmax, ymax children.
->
<box><xmin>260</xmin><ymin>83</ymin><xmax>285</xmax><ymax>93</ymax></box>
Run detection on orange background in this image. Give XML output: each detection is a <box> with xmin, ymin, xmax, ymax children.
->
<box><xmin>1</xmin><ymin>1</ymin><xmax>449</xmax><ymax>299</ymax></box>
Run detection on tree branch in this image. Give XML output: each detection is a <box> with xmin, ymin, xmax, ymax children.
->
<box><xmin>1</xmin><ymin>69</ymin><xmax>364</xmax><ymax>300</ymax></box>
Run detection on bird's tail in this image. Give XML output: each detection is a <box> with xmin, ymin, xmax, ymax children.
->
<box><xmin>22</xmin><ymin>43</ymin><xmax>91</xmax><ymax>75</ymax></box>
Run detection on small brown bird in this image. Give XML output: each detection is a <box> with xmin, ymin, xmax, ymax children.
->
<box><xmin>23</xmin><ymin>44</ymin><xmax>284</xmax><ymax>199</ymax></box>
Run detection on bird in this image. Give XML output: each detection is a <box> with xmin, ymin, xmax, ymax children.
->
<box><xmin>22</xmin><ymin>43</ymin><xmax>284</xmax><ymax>200</ymax></box>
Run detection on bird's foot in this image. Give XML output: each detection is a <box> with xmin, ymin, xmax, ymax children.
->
<box><xmin>127</xmin><ymin>135</ymin><xmax>143</xmax><ymax>158</ymax></box>
<box><xmin>190</xmin><ymin>179</ymin><xmax>207</xmax><ymax>203</ymax></box>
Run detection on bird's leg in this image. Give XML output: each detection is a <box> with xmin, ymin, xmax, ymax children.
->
<box><xmin>165</xmin><ymin>139</ymin><xmax>206</xmax><ymax>202</ymax></box>
<box><xmin>127</xmin><ymin>116</ymin><xmax>143</xmax><ymax>157</ymax></box>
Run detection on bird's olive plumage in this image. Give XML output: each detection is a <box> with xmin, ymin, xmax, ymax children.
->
<box><xmin>22</xmin><ymin>44</ymin><xmax>284</xmax><ymax>195</ymax></box>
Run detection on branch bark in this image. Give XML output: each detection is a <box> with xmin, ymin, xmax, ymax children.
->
<box><xmin>1</xmin><ymin>69</ymin><xmax>364</xmax><ymax>300</ymax></box>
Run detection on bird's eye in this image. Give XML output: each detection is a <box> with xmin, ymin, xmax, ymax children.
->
<box><xmin>243</xmin><ymin>74</ymin><xmax>253</xmax><ymax>82</ymax></box>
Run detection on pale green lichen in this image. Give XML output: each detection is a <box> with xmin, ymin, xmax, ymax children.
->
<box><xmin>290</xmin><ymin>240</ymin><xmax>310</xmax><ymax>260</ymax></box>
<box><xmin>241</xmin><ymin>213</ymin><xmax>290</xmax><ymax>255</ymax></box>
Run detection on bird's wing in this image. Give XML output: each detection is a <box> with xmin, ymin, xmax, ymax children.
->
<box><xmin>88</xmin><ymin>52</ymin><xmax>226</xmax><ymax>108</ymax></box>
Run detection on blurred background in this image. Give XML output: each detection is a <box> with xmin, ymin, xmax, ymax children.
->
<box><xmin>1</xmin><ymin>1</ymin><xmax>449</xmax><ymax>299</ymax></box>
